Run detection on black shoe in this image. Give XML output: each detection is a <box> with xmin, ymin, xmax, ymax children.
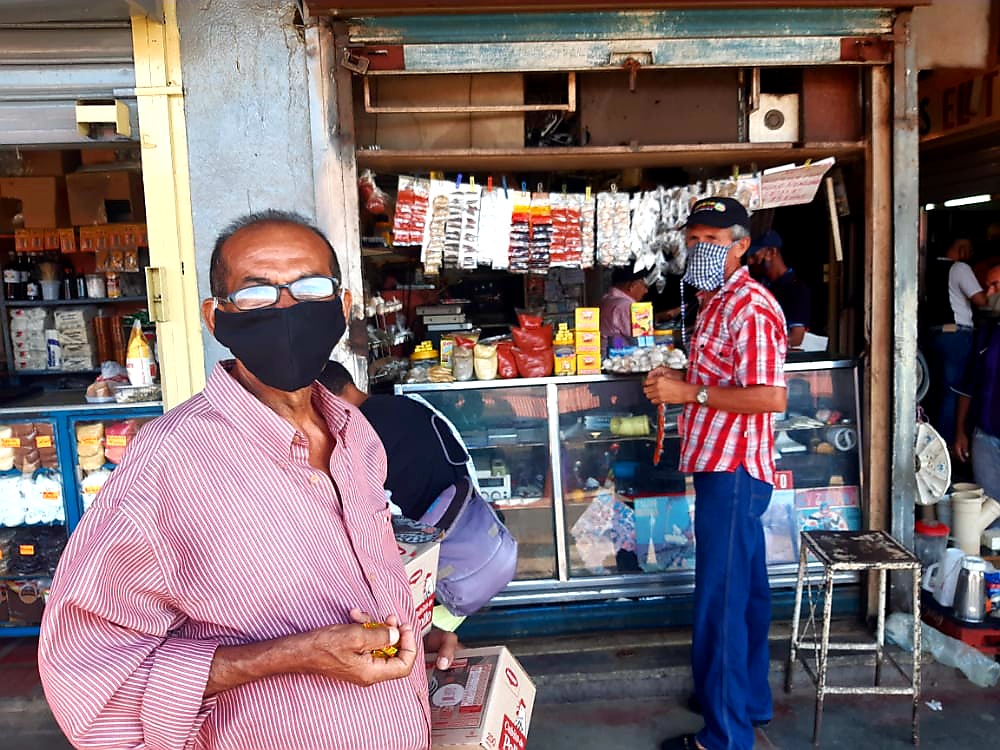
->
<box><xmin>685</xmin><ymin>694</ymin><xmax>771</xmax><ymax>729</ymax></box>
<box><xmin>659</xmin><ymin>734</ymin><xmax>701</xmax><ymax>750</ymax></box>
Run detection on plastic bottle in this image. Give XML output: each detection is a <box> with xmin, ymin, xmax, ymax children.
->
<box><xmin>886</xmin><ymin>612</ymin><xmax>1000</xmax><ymax>688</ymax></box>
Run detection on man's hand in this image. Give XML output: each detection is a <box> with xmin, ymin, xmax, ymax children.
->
<box><xmin>424</xmin><ymin>627</ymin><xmax>461</xmax><ymax>671</ymax></box>
<box><xmin>205</xmin><ymin>608</ymin><xmax>417</xmax><ymax>696</ymax></box>
<box><xmin>953</xmin><ymin>432</ymin><xmax>971</xmax><ymax>463</ymax></box>
<box><xmin>643</xmin><ymin>370</ymin><xmax>693</xmax><ymax>406</ymax></box>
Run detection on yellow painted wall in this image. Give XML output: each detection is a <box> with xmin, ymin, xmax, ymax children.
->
<box><xmin>131</xmin><ymin>0</ymin><xmax>205</xmax><ymax>408</ymax></box>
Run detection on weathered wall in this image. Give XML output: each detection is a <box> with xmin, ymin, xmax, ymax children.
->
<box><xmin>176</xmin><ymin>1</ymin><xmax>316</xmax><ymax>371</ymax></box>
<box><xmin>913</xmin><ymin>0</ymin><xmax>992</xmax><ymax>70</ymax></box>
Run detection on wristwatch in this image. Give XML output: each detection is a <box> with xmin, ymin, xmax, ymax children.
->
<box><xmin>695</xmin><ymin>386</ymin><xmax>709</xmax><ymax>406</ymax></box>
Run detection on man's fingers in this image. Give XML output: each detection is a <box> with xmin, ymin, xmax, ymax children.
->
<box><xmin>349</xmin><ymin>608</ymin><xmax>373</xmax><ymax>624</ymax></box>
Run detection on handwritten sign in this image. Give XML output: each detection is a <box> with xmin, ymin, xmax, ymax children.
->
<box><xmin>760</xmin><ymin>157</ymin><xmax>835</xmax><ymax>210</ymax></box>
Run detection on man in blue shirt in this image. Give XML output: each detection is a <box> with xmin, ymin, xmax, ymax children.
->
<box><xmin>746</xmin><ymin>230</ymin><xmax>811</xmax><ymax>349</ymax></box>
<box><xmin>954</xmin><ymin>263</ymin><xmax>1000</xmax><ymax>502</ymax></box>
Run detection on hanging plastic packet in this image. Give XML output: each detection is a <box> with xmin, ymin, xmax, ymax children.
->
<box><xmin>452</xmin><ymin>337</ymin><xmax>476</xmax><ymax>381</ymax></box>
<box><xmin>126</xmin><ymin>319</ymin><xmax>155</xmax><ymax>387</ymax></box>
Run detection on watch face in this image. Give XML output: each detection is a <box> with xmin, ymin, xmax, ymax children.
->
<box><xmin>697</xmin><ymin>388</ymin><xmax>709</xmax><ymax>405</ymax></box>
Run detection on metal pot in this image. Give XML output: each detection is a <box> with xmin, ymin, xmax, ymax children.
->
<box><xmin>952</xmin><ymin>556</ymin><xmax>988</xmax><ymax>623</ymax></box>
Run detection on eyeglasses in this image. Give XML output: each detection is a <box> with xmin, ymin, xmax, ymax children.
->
<box><xmin>219</xmin><ymin>275</ymin><xmax>340</xmax><ymax>311</ymax></box>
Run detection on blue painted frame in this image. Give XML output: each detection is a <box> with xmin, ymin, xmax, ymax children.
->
<box><xmin>1</xmin><ymin>403</ymin><xmax>164</xmax><ymax>637</ymax></box>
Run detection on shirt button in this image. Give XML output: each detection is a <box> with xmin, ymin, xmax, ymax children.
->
<box><xmin>369</xmin><ymin>572</ymin><xmax>377</xmax><ymax>584</ymax></box>
<box><xmin>309</xmin><ymin>474</ymin><xmax>321</xmax><ymax>485</ymax></box>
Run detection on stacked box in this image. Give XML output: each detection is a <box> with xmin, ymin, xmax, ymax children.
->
<box><xmin>54</xmin><ymin>308</ymin><xmax>97</xmax><ymax>371</ymax></box>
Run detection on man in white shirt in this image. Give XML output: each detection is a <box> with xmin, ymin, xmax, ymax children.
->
<box><xmin>924</xmin><ymin>236</ymin><xmax>988</xmax><ymax>443</ymax></box>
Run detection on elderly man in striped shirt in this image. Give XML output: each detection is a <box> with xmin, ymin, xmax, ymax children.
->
<box><xmin>644</xmin><ymin>198</ymin><xmax>788</xmax><ymax>750</ymax></box>
<box><xmin>39</xmin><ymin>211</ymin><xmax>456</xmax><ymax>750</ymax></box>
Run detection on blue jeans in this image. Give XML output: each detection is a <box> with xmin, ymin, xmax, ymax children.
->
<box><xmin>928</xmin><ymin>329</ymin><xmax>974</xmax><ymax>445</ymax></box>
<box><xmin>973</xmin><ymin>429</ymin><xmax>1000</xmax><ymax>515</ymax></box>
<box><xmin>692</xmin><ymin>467</ymin><xmax>773</xmax><ymax>750</ymax></box>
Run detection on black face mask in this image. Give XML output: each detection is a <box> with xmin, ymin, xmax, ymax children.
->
<box><xmin>213</xmin><ymin>298</ymin><xmax>346</xmax><ymax>392</ymax></box>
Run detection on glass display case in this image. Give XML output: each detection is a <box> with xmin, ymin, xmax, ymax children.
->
<box><xmin>0</xmin><ymin>401</ymin><xmax>162</xmax><ymax>635</ymax></box>
<box><xmin>397</xmin><ymin>358</ymin><xmax>861</xmax><ymax>606</ymax></box>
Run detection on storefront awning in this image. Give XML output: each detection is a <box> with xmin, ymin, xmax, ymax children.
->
<box><xmin>307</xmin><ymin>1</ymin><xmax>929</xmax><ymax>16</ymax></box>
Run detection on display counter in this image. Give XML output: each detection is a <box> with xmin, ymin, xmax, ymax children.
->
<box><xmin>396</xmin><ymin>356</ymin><xmax>861</xmax><ymax>608</ymax></box>
<box><xmin>0</xmin><ymin>395</ymin><xmax>162</xmax><ymax>636</ymax></box>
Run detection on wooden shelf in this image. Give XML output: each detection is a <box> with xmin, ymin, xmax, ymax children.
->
<box><xmin>355</xmin><ymin>141</ymin><xmax>866</xmax><ymax>173</ymax></box>
<box><xmin>6</xmin><ymin>296</ymin><xmax>146</xmax><ymax>308</ymax></box>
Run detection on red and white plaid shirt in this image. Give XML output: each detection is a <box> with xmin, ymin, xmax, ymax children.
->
<box><xmin>39</xmin><ymin>362</ymin><xmax>430</xmax><ymax>750</ymax></box>
<box><xmin>679</xmin><ymin>267</ymin><xmax>788</xmax><ymax>484</ymax></box>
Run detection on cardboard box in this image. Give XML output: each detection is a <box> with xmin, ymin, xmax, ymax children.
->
<box><xmin>576</xmin><ymin>353</ymin><xmax>601</xmax><ymax>375</ymax></box>
<box><xmin>398</xmin><ymin>539</ymin><xmax>440</xmax><ymax>636</ymax></box>
<box><xmin>80</xmin><ymin>149</ymin><xmax>118</xmax><ymax>166</ymax></box>
<box><xmin>574</xmin><ymin>330</ymin><xmax>600</xmax><ymax>354</ymax></box>
<box><xmin>0</xmin><ymin>177</ymin><xmax>69</xmax><ymax>228</ymax></box>
<box><xmin>67</xmin><ymin>169</ymin><xmax>145</xmax><ymax>225</ymax></box>
<box><xmin>630</xmin><ymin>302</ymin><xmax>654</xmax><ymax>338</ymax></box>
<box><xmin>574</xmin><ymin>307</ymin><xmax>600</xmax><ymax>332</ymax></box>
<box><xmin>21</xmin><ymin>150</ymin><xmax>80</xmax><ymax>176</ymax></box>
<box><xmin>428</xmin><ymin>646</ymin><xmax>535</xmax><ymax>750</ymax></box>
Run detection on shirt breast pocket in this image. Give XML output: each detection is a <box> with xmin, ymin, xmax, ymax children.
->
<box><xmin>695</xmin><ymin>335</ymin><xmax>735</xmax><ymax>384</ymax></box>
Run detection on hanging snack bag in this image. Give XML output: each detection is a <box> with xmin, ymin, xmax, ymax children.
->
<box><xmin>126</xmin><ymin>319</ymin><xmax>155</xmax><ymax>387</ymax></box>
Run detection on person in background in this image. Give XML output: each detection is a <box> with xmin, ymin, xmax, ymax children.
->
<box><xmin>953</xmin><ymin>261</ymin><xmax>1000</xmax><ymax>504</ymax></box>
<box><xmin>745</xmin><ymin>230</ymin><xmax>811</xmax><ymax>350</ymax></box>
<box><xmin>599</xmin><ymin>266</ymin><xmax>649</xmax><ymax>354</ymax></box>
<box><xmin>38</xmin><ymin>211</ymin><xmax>457</xmax><ymax>750</ymax></box>
<box><xmin>924</xmin><ymin>235</ymin><xmax>989</xmax><ymax>444</ymax></box>
<box><xmin>644</xmin><ymin>197</ymin><xmax>788</xmax><ymax>750</ymax></box>
<box><xmin>319</xmin><ymin>361</ymin><xmax>472</xmax><ymax>520</ymax></box>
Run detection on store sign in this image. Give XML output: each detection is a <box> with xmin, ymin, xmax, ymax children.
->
<box><xmin>920</xmin><ymin>67</ymin><xmax>1000</xmax><ymax>141</ymax></box>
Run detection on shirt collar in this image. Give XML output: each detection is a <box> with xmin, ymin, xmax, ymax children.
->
<box><xmin>700</xmin><ymin>266</ymin><xmax>750</xmax><ymax>304</ymax></box>
<box><xmin>203</xmin><ymin>361</ymin><xmax>353</xmax><ymax>463</ymax></box>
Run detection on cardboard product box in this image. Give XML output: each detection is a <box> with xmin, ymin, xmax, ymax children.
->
<box><xmin>0</xmin><ymin>177</ymin><xmax>69</xmax><ymax>228</ymax></box>
<box><xmin>574</xmin><ymin>330</ymin><xmax>600</xmax><ymax>354</ymax></box>
<box><xmin>577</xmin><ymin>353</ymin><xmax>601</xmax><ymax>375</ymax></box>
<box><xmin>398</xmin><ymin>538</ymin><xmax>440</xmax><ymax>636</ymax></box>
<box><xmin>630</xmin><ymin>302</ymin><xmax>654</xmax><ymax>338</ymax></box>
<box><xmin>21</xmin><ymin>150</ymin><xmax>80</xmax><ymax>176</ymax></box>
<box><xmin>80</xmin><ymin>149</ymin><xmax>118</xmax><ymax>166</ymax></box>
<box><xmin>428</xmin><ymin>646</ymin><xmax>535</xmax><ymax>750</ymax></box>
<box><xmin>66</xmin><ymin>169</ymin><xmax>145</xmax><ymax>225</ymax></box>
<box><xmin>574</xmin><ymin>307</ymin><xmax>600</xmax><ymax>332</ymax></box>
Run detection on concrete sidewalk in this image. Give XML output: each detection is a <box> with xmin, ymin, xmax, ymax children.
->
<box><xmin>2</xmin><ymin>621</ymin><xmax>996</xmax><ymax>750</ymax></box>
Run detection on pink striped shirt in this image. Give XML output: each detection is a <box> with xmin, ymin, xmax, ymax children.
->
<box><xmin>679</xmin><ymin>267</ymin><xmax>787</xmax><ymax>484</ymax></box>
<box><xmin>38</xmin><ymin>362</ymin><xmax>431</xmax><ymax>750</ymax></box>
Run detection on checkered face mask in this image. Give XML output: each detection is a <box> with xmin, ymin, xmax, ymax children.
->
<box><xmin>682</xmin><ymin>241</ymin><xmax>732</xmax><ymax>291</ymax></box>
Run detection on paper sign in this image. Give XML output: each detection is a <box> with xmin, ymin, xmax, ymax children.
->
<box><xmin>19</xmin><ymin>545</ymin><xmax>35</xmax><ymax>556</ymax></box>
<box><xmin>1</xmin><ymin>438</ymin><xmax>20</xmax><ymax>448</ymax></box>
<box><xmin>106</xmin><ymin>435</ymin><xmax>128</xmax><ymax>447</ymax></box>
<box><xmin>36</xmin><ymin>436</ymin><xmax>52</xmax><ymax>448</ymax></box>
<box><xmin>760</xmin><ymin>157</ymin><xmax>836</xmax><ymax>209</ymax></box>
<box><xmin>78</xmin><ymin>437</ymin><xmax>101</xmax><ymax>446</ymax></box>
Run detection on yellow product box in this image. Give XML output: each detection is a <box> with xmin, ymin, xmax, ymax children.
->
<box><xmin>428</xmin><ymin>646</ymin><xmax>536</xmax><ymax>750</ymax></box>
<box><xmin>576</xmin><ymin>353</ymin><xmax>601</xmax><ymax>375</ymax></box>
<box><xmin>574</xmin><ymin>307</ymin><xmax>600</xmax><ymax>332</ymax></box>
<box><xmin>398</xmin><ymin>539</ymin><xmax>440</xmax><ymax>637</ymax></box>
<box><xmin>574</xmin><ymin>330</ymin><xmax>600</xmax><ymax>353</ymax></box>
<box><xmin>630</xmin><ymin>302</ymin><xmax>654</xmax><ymax>338</ymax></box>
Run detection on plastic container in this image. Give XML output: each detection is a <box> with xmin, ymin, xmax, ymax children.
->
<box><xmin>85</xmin><ymin>273</ymin><xmax>106</xmax><ymax>299</ymax></box>
<box><xmin>39</xmin><ymin>280</ymin><xmax>60</xmax><ymax>301</ymax></box>
<box><xmin>914</xmin><ymin>520</ymin><xmax>949</xmax><ymax>570</ymax></box>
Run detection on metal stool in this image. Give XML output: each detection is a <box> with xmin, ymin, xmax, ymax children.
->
<box><xmin>785</xmin><ymin>530</ymin><xmax>922</xmax><ymax>746</ymax></box>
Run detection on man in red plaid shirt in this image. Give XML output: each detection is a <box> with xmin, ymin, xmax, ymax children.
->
<box><xmin>645</xmin><ymin>197</ymin><xmax>788</xmax><ymax>750</ymax></box>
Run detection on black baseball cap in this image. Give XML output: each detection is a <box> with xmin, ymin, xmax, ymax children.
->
<box><xmin>685</xmin><ymin>196</ymin><xmax>750</xmax><ymax>231</ymax></box>
<box><xmin>611</xmin><ymin>266</ymin><xmax>649</xmax><ymax>286</ymax></box>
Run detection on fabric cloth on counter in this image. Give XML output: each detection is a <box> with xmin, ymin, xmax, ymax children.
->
<box><xmin>39</xmin><ymin>362</ymin><xmax>430</xmax><ymax>750</ymax></box>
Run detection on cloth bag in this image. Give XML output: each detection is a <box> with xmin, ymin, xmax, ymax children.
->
<box><xmin>420</xmin><ymin>476</ymin><xmax>518</xmax><ymax>616</ymax></box>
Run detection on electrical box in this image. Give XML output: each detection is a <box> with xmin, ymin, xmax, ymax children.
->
<box><xmin>749</xmin><ymin>93</ymin><xmax>800</xmax><ymax>143</ymax></box>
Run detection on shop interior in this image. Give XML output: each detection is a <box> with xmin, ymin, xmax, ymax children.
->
<box><xmin>346</xmin><ymin>63</ymin><xmax>871</xmax><ymax>605</ymax></box>
<box><xmin>0</xmin><ymin>145</ymin><xmax>162</xmax><ymax>634</ymax></box>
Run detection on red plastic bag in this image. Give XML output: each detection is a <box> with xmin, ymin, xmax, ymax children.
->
<box><xmin>513</xmin><ymin>346</ymin><xmax>554</xmax><ymax>378</ymax></box>
<box><xmin>358</xmin><ymin>169</ymin><xmax>389</xmax><ymax>216</ymax></box>
<box><xmin>516</xmin><ymin>311</ymin><xmax>545</xmax><ymax>329</ymax></box>
<box><xmin>497</xmin><ymin>342</ymin><xmax>519</xmax><ymax>379</ymax></box>
<box><xmin>511</xmin><ymin>325</ymin><xmax>552</xmax><ymax>352</ymax></box>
